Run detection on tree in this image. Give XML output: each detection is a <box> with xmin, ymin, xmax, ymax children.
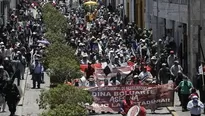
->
<box><xmin>39</xmin><ymin>85</ymin><xmax>93</xmax><ymax>116</ymax></box>
<box><xmin>41</xmin><ymin>3</ymin><xmax>82</xmax><ymax>84</ymax></box>
<box><xmin>42</xmin><ymin>4</ymin><xmax>67</xmax><ymax>33</ymax></box>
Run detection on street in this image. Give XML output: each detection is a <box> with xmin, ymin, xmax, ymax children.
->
<box><xmin>0</xmin><ymin>0</ymin><xmax>205</xmax><ymax>116</ymax></box>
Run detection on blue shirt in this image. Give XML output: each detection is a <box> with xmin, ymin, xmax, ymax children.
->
<box><xmin>33</xmin><ymin>63</ymin><xmax>44</xmax><ymax>74</ymax></box>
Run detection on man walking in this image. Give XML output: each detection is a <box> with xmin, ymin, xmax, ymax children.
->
<box><xmin>31</xmin><ymin>58</ymin><xmax>44</xmax><ymax>89</ymax></box>
<box><xmin>187</xmin><ymin>95</ymin><xmax>204</xmax><ymax>116</ymax></box>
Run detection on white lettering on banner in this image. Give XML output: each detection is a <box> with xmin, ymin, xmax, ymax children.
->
<box><xmin>109</xmin><ymin>96</ymin><xmax>124</xmax><ymax>103</ymax></box>
<box><xmin>109</xmin><ymin>95</ymin><xmax>139</xmax><ymax>103</ymax></box>
<box><xmin>92</xmin><ymin>104</ymin><xmax>109</xmax><ymax>107</ymax></box>
<box><xmin>92</xmin><ymin>92</ymin><xmax>112</xmax><ymax>96</ymax></box>
<box><xmin>92</xmin><ymin>86</ymin><xmax>150</xmax><ymax>91</ymax></box>
<box><xmin>113</xmin><ymin>90</ymin><xmax>155</xmax><ymax>96</ymax></box>
<box><xmin>139</xmin><ymin>98</ymin><xmax>170</xmax><ymax>105</ymax></box>
<box><xmin>111</xmin><ymin>103</ymin><xmax>121</xmax><ymax>107</ymax></box>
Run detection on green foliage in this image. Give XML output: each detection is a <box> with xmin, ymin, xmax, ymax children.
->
<box><xmin>42</xmin><ymin>3</ymin><xmax>82</xmax><ymax>84</ymax></box>
<box><xmin>42</xmin><ymin>4</ymin><xmax>67</xmax><ymax>33</ymax></box>
<box><xmin>39</xmin><ymin>85</ymin><xmax>93</xmax><ymax>116</ymax></box>
<box><xmin>40</xmin><ymin>3</ymin><xmax>91</xmax><ymax>116</ymax></box>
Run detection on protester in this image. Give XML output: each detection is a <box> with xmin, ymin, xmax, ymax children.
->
<box><xmin>120</xmin><ymin>95</ymin><xmax>134</xmax><ymax>116</ymax></box>
<box><xmin>31</xmin><ymin>58</ymin><xmax>44</xmax><ymax>89</ymax></box>
<box><xmin>175</xmin><ymin>71</ymin><xmax>184</xmax><ymax>105</ymax></box>
<box><xmin>175</xmin><ymin>76</ymin><xmax>194</xmax><ymax>111</ymax></box>
<box><xmin>158</xmin><ymin>63</ymin><xmax>171</xmax><ymax>84</ymax></box>
<box><xmin>189</xmin><ymin>88</ymin><xmax>199</xmax><ymax>100</ymax></box>
<box><xmin>187</xmin><ymin>95</ymin><xmax>204</xmax><ymax>116</ymax></box>
<box><xmin>3</xmin><ymin>79</ymin><xmax>20</xmax><ymax>116</ymax></box>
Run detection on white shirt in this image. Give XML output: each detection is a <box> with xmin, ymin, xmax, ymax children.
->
<box><xmin>198</xmin><ymin>65</ymin><xmax>204</xmax><ymax>75</ymax></box>
<box><xmin>187</xmin><ymin>99</ymin><xmax>204</xmax><ymax>115</ymax></box>
<box><xmin>139</xmin><ymin>71</ymin><xmax>153</xmax><ymax>81</ymax></box>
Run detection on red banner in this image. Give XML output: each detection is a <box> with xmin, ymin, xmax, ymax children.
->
<box><xmin>87</xmin><ymin>84</ymin><xmax>174</xmax><ymax>113</ymax></box>
<box><xmin>80</xmin><ymin>63</ymin><xmax>102</xmax><ymax>72</ymax></box>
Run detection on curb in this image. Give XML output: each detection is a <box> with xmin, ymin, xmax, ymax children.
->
<box><xmin>167</xmin><ymin>107</ymin><xmax>178</xmax><ymax>116</ymax></box>
<box><xmin>18</xmin><ymin>68</ymin><xmax>29</xmax><ymax>106</ymax></box>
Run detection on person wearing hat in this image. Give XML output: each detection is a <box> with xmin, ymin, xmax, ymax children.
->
<box><xmin>187</xmin><ymin>95</ymin><xmax>204</xmax><ymax>116</ymax></box>
<box><xmin>16</xmin><ymin>51</ymin><xmax>27</xmax><ymax>80</ymax></box>
<box><xmin>175</xmin><ymin>70</ymin><xmax>186</xmax><ymax>105</ymax></box>
<box><xmin>0</xmin><ymin>65</ymin><xmax>10</xmax><ymax>84</ymax></box>
<box><xmin>138</xmin><ymin>66</ymin><xmax>153</xmax><ymax>84</ymax></box>
<box><xmin>167</xmin><ymin>50</ymin><xmax>177</xmax><ymax>68</ymax></box>
<box><xmin>84</xmin><ymin>62</ymin><xmax>95</xmax><ymax>80</ymax></box>
<box><xmin>149</xmin><ymin>56</ymin><xmax>157</xmax><ymax>81</ymax></box>
<box><xmin>175</xmin><ymin>76</ymin><xmax>194</xmax><ymax>111</ymax></box>
<box><xmin>3</xmin><ymin>78</ymin><xmax>20</xmax><ymax>116</ymax></box>
<box><xmin>81</xmin><ymin>53</ymin><xmax>89</xmax><ymax>64</ymax></box>
<box><xmin>170</xmin><ymin>60</ymin><xmax>183</xmax><ymax>81</ymax></box>
<box><xmin>87</xmin><ymin>76</ymin><xmax>96</xmax><ymax>87</ymax></box>
<box><xmin>158</xmin><ymin>63</ymin><xmax>171</xmax><ymax>84</ymax></box>
<box><xmin>3</xmin><ymin>57</ymin><xmax>14</xmax><ymax>79</ymax></box>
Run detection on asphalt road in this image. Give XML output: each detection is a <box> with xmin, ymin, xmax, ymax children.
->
<box><xmin>90</xmin><ymin>108</ymin><xmax>172</xmax><ymax>116</ymax></box>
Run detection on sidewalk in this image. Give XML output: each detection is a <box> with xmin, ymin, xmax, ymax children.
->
<box><xmin>167</xmin><ymin>92</ymin><xmax>205</xmax><ymax>116</ymax></box>
<box><xmin>19</xmin><ymin>72</ymin><xmax>50</xmax><ymax>116</ymax></box>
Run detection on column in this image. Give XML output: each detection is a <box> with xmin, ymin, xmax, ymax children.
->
<box><xmin>9</xmin><ymin>0</ymin><xmax>16</xmax><ymax>9</ymax></box>
<box><xmin>4</xmin><ymin>1</ymin><xmax>8</xmax><ymax>25</ymax></box>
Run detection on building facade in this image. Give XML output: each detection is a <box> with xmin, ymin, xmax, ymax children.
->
<box><xmin>104</xmin><ymin>0</ymin><xmax>145</xmax><ymax>28</ymax></box>
<box><xmin>0</xmin><ymin>0</ymin><xmax>18</xmax><ymax>26</ymax></box>
<box><xmin>145</xmin><ymin>0</ymin><xmax>205</xmax><ymax>81</ymax></box>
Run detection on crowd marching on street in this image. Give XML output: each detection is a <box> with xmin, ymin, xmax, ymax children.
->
<box><xmin>0</xmin><ymin>0</ymin><xmax>45</xmax><ymax>116</ymax></box>
<box><xmin>0</xmin><ymin>0</ymin><xmax>204</xmax><ymax>116</ymax></box>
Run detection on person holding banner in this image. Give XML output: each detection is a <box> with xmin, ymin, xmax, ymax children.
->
<box><xmin>120</xmin><ymin>95</ymin><xmax>146</xmax><ymax>116</ymax></box>
<box><xmin>120</xmin><ymin>95</ymin><xmax>134</xmax><ymax>116</ymax></box>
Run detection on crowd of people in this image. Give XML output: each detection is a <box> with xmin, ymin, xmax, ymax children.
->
<box><xmin>0</xmin><ymin>0</ymin><xmax>204</xmax><ymax>116</ymax></box>
<box><xmin>62</xmin><ymin>1</ymin><xmax>205</xmax><ymax>116</ymax></box>
<box><xmin>0</xmin><ymin>0</ymin><xmax>45</xmax><ymax>116</ymax></box>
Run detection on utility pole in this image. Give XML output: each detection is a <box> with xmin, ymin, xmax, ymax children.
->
<box><xmin>187</xmin><ymin>0</ymin><xmax>193</xmax><ymax>80</ymax></box>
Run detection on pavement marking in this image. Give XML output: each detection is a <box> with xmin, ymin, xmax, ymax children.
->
<box><xmin>167</xmin><ymin>107</ymin><xmax>178</xmax><ymax>116</ymax></box>
<box><xmin>18</xmin><ymin>68</ymin><xmax>29</xmax><ymax>106</ymax></box>
<box><xmin>171</xmin><ymin>111</ymin><xmax>178</xmax><ymax>116</ymax></box>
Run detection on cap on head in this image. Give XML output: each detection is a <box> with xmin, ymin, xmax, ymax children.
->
<box><xmin>162</xmin><ymin>63</ymin><xmax>166</xmax><ymax>66</ymax></box>
<box><xmin>151</xmin><ymin>56</ymin><xmax>157</xmax><ymax>60</ymax></box>
<box><xmin>17</xmin><ymin>51</ymin><xmax>21</xmax><ymax>54</ymax></box>
<box><xmin>0</xmin><ymin>65</ymin><xmax>4</xmax><ymax>69</ymax></box>
<box><xmin>192</xmin><ymin>95</ymin><xmax>198</xmax><ymax>99</ymax></box>
<box><xmin>4</xmin><ymin>57</ymin><xmax>9</xmax><ymax>61</ymax></box>
<box><xmin>174</xmin><ymin>60</ymin><xmax>179</xmax><ymax>64</ymax></box>
<box><xmin>170</xmin><ymin>51</ymin><xmax>174</xmax><ymax>54</ymax></box>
